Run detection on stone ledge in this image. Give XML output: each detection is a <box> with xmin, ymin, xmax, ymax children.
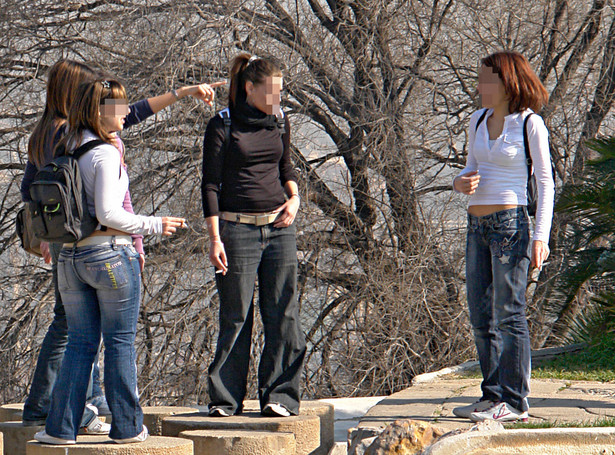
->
<box><xmin>26</xmin><ymin>435</ymin><xmax>193</xmax><ymax>455</ymax></box>
<box><xmin>423</xmin><ymin>427</ymin><xmax>615</xmax><ymax>455</ymax></box>
<box><xmin>162</xmin><ymin>412</ymin><xmax>320</xmax><ymax>455</ymax></box>
<box><xmin>0</xmin><ymin>421</ymin><xmax>43</xmax><ymax>455</ymax></box>
<box><xmin>0</xmin><ymin>403</ymin><xmax>24</xmax><ymax>422</ymax></box>
<box><xmin>179</xmin><ymin>429</ymin><xmax>295</xmax><ymax>455</ymax></box>
<box><xmin>243</xmin><ymin>400</ymin><xmax>334</xmax><ymax>455</ymax></box>
<box><xmin>142</xmin><ymin>406</ymin><xmax>199</xmax><ymax>436</ymax></box>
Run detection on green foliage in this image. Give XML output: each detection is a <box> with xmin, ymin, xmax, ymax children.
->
<box><xmin>532</xmin><ymin>332</ymin><xmax>615</xmax><ymax>382</ymax></box>
<box><xmin>554</xmin><ymin>137</ymin><xmax>615</xmax><ymax>341</ymax></box>
<box><xmin>508</xmin><ymin>417</ymin><xmax>615</xmax><ymax>429</ymax></box>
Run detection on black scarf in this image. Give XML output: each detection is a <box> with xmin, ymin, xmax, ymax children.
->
<box><xmin>231</xmin><ymin>95</ymin><xmax>279</xmax><ymax>130</ymax></box>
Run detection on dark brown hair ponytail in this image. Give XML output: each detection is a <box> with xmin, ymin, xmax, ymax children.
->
<box><xmin>229</xmin><ymin>53</ymin><xmax>282</xmax><ymax>109</ymax></box>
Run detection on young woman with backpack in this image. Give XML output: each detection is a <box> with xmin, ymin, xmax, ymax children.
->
<box><xmin>33</xmin><ymin>78</ymin><xmax>186</xmax><ymax>445</ymax></box>
<box><xmin>452</xmin><ymin>51</ymin><xmax>554</xmax><ymax>423</ymax></box>
<box><xmin>21</xmin><ymin>59</ymin><xmax>222</xmax><ymax>435</ymax></box>
<box><xmin>202</xmin><ymin>54</ymin><xmax>306</xmax><ymax>418</ymax></box>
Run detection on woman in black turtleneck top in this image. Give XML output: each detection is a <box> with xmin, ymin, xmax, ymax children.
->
<box><xmin>201</xmin><ymin>54</ymin><xmax>306</xmax><ymax>418</ymax></box>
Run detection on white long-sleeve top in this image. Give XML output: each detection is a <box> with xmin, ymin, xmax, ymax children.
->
<box><xmin>455</xmin><ymin>109</ymin><xmax>554</xmax><ymax>243</ymax></box>
<box><xmin>77</xmin><ymin>130</ymin><xmax>163</xmax><ymax>235</ymax></box>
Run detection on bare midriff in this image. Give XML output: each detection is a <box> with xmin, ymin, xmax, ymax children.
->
<box><xmin>468</xmin><ymin>204</ymin><xmax>519</xmax><ymax>217</ymax></box>
<box><xmin>90</xmin><ymin>227</ymin><xmax>130</xmax><ymax>237</ymax></box>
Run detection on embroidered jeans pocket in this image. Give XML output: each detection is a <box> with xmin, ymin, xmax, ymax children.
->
<box><xmin>83</xmin><ymin>254</ymin><xmax>130</xmax><ymax>290</ymax></box>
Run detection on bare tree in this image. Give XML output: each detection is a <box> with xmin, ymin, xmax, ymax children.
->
<box><xmin>1</xmin><ymin>0</ymin><xmax>614</xmax><ymax>404</ymax></box>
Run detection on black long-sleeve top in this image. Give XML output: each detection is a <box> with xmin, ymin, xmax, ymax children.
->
<box><xmin>201</xmin><ymin>110</ymin><xmax>296</xmax><ymax>217</ymax></box>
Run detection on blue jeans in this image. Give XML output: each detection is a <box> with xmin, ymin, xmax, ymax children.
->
<box><xmin>466</xmin><ymin>207</ymin><xmax>531</xmax><ymax>412</ymax></box>
<box><xmin>46</xmin><ymin>242</ymin><xmax>143</xmax><ymax>440</ymax></box>
<box><xmin>208</xmin><ymin>221</ymin><xmax>306</xmax><ymax>415</ymax></box>
<box><xmin>23</xmin><ymin>242</ymin><xmax>101</xmax><ymax>427</ymax></box>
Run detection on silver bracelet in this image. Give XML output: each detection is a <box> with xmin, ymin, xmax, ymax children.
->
<box><xmin>171</xmin><ymin>89</ymin><xmax>180</xmax><ymax>100</ymax></box>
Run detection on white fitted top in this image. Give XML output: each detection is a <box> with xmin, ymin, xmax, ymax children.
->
<box><xmin>77</xmin><ymin>130</ymin><xmax>163</xmax><ymax>235</ymax></box>
<box><xmin>454</xmin><ymin>109</ymin><xmax>554</xmax><ymax>243</ymax></box>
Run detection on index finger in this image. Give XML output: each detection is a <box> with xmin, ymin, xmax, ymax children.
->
<box><xmin>208</xmin><ymin>80</ymin><xmax>227</xmax><ymax>88</ymax></box>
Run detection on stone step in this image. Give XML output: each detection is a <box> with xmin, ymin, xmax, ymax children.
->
<box><xmin>142</xmin><ymin>407</ymin><xmax>199</xmax><ymax>436</ymax></box>
<box><xmin>26</xmin><ymin>435</ymin><xmax>193</xmax><ymax>455</ymax></box>
<box><xmin>0</xmin><ymin>403</ymin><xmax>197</xmax><ymax>435</ymax></box>
<box><xmin>179</xmin><ymin>429</ymin><xmax>296</xmax><ymax>455</ymax></box>
<box><xmin>162</xmin><ymin>412</ymin><xmax>320</xmax><ymax>455</ymax></box>
<box><xmin>243</xmin><ymin>400</ymin><xmax>334</xmax><ymax>455</ymax></box>
<box><xmin>0</xmin><ymin>403</ymin><xmax>24</xmax><ymax>422</ymax></box>
<box><xmin>0</xmin><ymin>421</ymin><xmax>42</xmax><ymax>455</ymax></box>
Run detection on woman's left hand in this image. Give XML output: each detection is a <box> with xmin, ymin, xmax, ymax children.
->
<box><xmin>273</xmin><ymin>196</ymin><xmax>300</xmax><ymax>228</ymax></box>
<box><xmin>183</xmin><ymin>81</ymin><xmax>226</xmax><ymax>106</ymax></box>
<box><xmin>531</xmin><ymin>240</ymin><xmax>550</xmax><ymax>270</ymax></box>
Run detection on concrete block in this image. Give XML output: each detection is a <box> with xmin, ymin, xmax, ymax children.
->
<box><xmin>26</xmin><ymin>435</ymin><xmax>193</xmax><ymax>455</ymax></box>
<box><xmin>0</xmin><ymin>421</ymin><xmax>42</xmax><ymax>455</ymax></box>
<box><xmin>142</xmin><ymin>406</ymin><xmax>199</xmax><ymax>436</ymax></box>
<box><xmin>162</xmin><ymin>412</ymin><xmax>320</xmax><ymax>455</ymax></box>
<box><xmin>179</xmin><ymin>429</ymin><xmax>295</xmax><ymax>455</ymax></box>
<box><xmin>244</xmin><ymin>400</ymin><xmax>335</xmax><ymax>455</ymax></box>
<box><xmin>0</xmin><ymin>403</ymin><xmax>24</xmax><ymax>422</ymax></box>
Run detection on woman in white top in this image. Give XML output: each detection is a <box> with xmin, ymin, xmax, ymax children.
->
<box><xmin>452</xmin><ymin>51</ymin><xmax>554</xmax><ymax>423</ymax></box>
<box><xmin>35</xmin><ymin>79</ymin><xmax>185</xmax><ymax>445</ymax></box>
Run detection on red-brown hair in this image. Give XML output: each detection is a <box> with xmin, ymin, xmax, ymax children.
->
<box><xmin>482</xmin><ymin>51</ymin><xmax>548</xmax><ymax>114</ymax></box>
<box><xmin>228</xmin><ymin>53</ymin><xmax>282</xmax><ymax>109</ymax></box>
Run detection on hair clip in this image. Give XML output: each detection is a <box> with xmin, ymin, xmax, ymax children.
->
<box><xmin>248</xmin><ymin>55</ymin><xmax>259</xmax><ymax>65</ymax></box>
<box><xmin>100</xmin><ymin>80</ymin><xmax>110</xmax><ymax>89</ymax></box>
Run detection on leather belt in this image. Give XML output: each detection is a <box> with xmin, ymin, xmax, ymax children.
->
<box><xmin>219</xmin><ymin>211</ymin><xmax>279</xmax><ymax>226</ymax></box>
<box><xmin>63</xmin><ymin>235</ymin><xmax>133</xmax><ymax>248</ymax></box>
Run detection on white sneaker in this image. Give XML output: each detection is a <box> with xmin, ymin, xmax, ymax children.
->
<box><xmin>470</xmin><ymin>402</ymin><xmax>529</xmax><ymax>423</ymax></box>
<box><xmin>112</xmin><ymin>425</ymin><xmax>148</xmax><ymax>444</ymax></box>
<box><xmin>262</xmin><ymin>403</ymin><xmax>291</xmax><ymax>417</ymax></box>
<box><xmin>452</xmin><ymin>399</ymin><xmax>497</xmax><ymax>419</ymax></box>
<box><xmin>78</xmin><ymin>416</ymin><xmax>111</xmax><ymax>435</ymax></box>
<box><xmin>34</xmin><ymin>429</ymin><xmax>76</xmax><ymax>445</ymax></box>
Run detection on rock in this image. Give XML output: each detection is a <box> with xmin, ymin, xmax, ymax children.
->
<box><xmin>363</xmin><ymin>420</ymin><xmax>444</xmax><ymax>455</ymax></box>
<box><xmin>469</xmin><ymin>420</ymin><xmax>505</xmax><ymax>432</ymax></box>
<box><xmin>348</xmin><ymin>427</ymin><xmax>382</xmax><ymax>455</ymax></box>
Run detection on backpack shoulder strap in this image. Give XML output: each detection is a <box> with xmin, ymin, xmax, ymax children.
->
<box><xmin>474</xmin><ymin>108</ymin><xmax>489</xmax><ymax>133</ymax></box>
<box><xmin>71</xmin><ymin>139</ymin><xmax>108</xmax><ymax>160</ymax></box>
<box><xmin>277</xmin><ymin>109</ymin><xmax>286</xmax><ymax>135</ymax></box>
<box><xmin>523</xmin><ymin>113</ymin><xmax>534</xmax><ymax>175</ymax></box>
<box><xmin>218</xmin><ymin>108</ymin><xmax>232</xmax><ymax>156</ymax></box>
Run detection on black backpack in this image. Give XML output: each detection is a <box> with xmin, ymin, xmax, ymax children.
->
<box><xmin>475</xmin><ymin>109</ymin><xmax>554</xmax><ymax>216</ymax></box>
<box><xmin>28</xmin><ymin>140</ymin><xmax>106</xmax><ymax>243</ymax></box>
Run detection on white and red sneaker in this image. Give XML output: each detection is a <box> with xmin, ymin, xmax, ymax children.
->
<box><xmin>452</xmin><ymin>400</ymin><xmax>497</xmax><ymax>419</ymax></box>
<box><xmin>470</xmin><ymin>402</ymin><xmax>529</xmax><ymax>423</ymax></box>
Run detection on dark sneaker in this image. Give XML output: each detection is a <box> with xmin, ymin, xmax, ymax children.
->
<box><xmin>22</xmin><ymin>419</ymin><xmax>46</xmax><ymax>427</ymax></box>
<box><xmin>262</xmin><ymin>403</ymin><xmax>291</xmax><ymax>417</ymax></box>
<box><xmin>208</xmin><ymin>406</ymin><xmax>231</xmax><ymax>417</ymax></box>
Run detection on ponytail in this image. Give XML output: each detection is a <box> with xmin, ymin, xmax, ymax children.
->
<box><xmin>228</xmin><ymin>53</ymin><xmax>283</xmax><ymax>109</ymax></box>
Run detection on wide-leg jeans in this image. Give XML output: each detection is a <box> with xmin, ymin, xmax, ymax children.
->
<box><xmin>208</xmin><ymin>221</ymin><xmax>306</xmax><ymax>415</ymax></box>
<box><xmin>46</xmin><ymin>243</ymin><xmax>143</xmax><ymax>440</ymax></box>
<box><xmin>23</xmin><ymin>242</ymin><xmax>100</xmax><ymax>427</ymax></box>
<box><xmin>466</xmin><ymin>207</ymin><xmax>531</xmax><ymax>412</ymax></box>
